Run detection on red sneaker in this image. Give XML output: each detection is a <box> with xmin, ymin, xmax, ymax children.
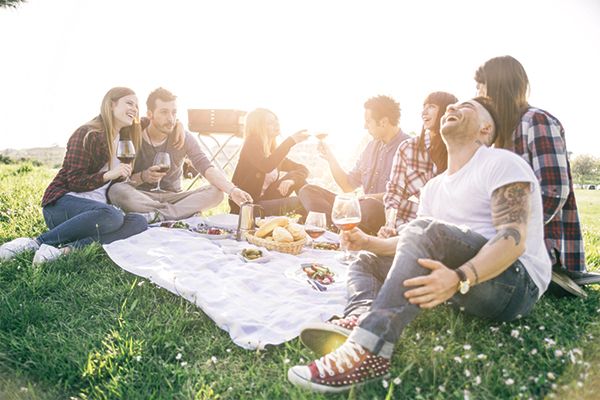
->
<box><xmin>288</xmin><ymin>340</ymin><xmax>390</xmax><ymax>393</ymax></box>
<box><xmin>300</xmin><ymin>315</ymin><xmax>360</xmax><ymax>356</ymax></box>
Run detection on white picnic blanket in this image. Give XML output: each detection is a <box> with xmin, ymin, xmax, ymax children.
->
<box><xmin>103</xmin><ymin>215</ymin><xmax>348</xmax><ymax>350</ymax></box>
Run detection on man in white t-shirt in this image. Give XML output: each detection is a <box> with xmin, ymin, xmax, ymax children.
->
<box><xmin>287</xmin><ymin>97</ymin><xmax>551</xmax><ymax>394</ymax></box>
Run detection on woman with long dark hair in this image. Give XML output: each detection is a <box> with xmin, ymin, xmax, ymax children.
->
<box><xmin>0</xmin><ymin>87</ymin><xmax>148</xmax><ymax>264</ymax></box>
<box><xmin>380</xmin><ymin>91</ymin><xmax>458</xmax><ymax>237</ymax></box>
<box><xmin>475</xmin><ymin>55</ymin><xmax>599</xmax><ymax>293</ymax></box>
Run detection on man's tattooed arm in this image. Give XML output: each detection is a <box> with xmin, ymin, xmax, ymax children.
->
<box><xmin>489</xmin><ymin>182</ymin><xmax>531</xmax><ymax>247</ymax></box>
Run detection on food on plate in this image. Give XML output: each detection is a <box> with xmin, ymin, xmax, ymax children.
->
<box><xmin>255</xmin><ymin>216</ymin><xmax>289</xmax><ymax>238</ymax></box>
<box><xmin>301</xmin><ymin>263</ymin><xmax>335</xmax><ymax>285</ymax></box>
<box><xmin>272</xmin><ymin>226</ymin><xmax>294</xmax><ymax>242</ymax></box>
<box><xmin>287</xmin><ymin>222</ymin><xmax>306</xmax><ymax>241</ymax></box>
<box><xmin>172</xmin><ymin>221</ymin><xmax>189</xmax><ymax>229</ymax></box>
<box><xmin>241</xmin><ymin>248</ymin><xmax>263</xmax><ymax>260</ymax></box>
<box><xmin>313</xmin><ymin>242</ymin><xmax>340</xmax><ymax>251</ymax></box>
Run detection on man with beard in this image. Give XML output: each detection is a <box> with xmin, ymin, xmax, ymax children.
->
<box><xmin>108</xmin><ymin>87</ymin><xmax>252</xmax><ymax>222</ymax></box>
<box><xmin>287</xmin><ymin>97</ymin><xmax>551</xmax><ymax>393</ymax></box>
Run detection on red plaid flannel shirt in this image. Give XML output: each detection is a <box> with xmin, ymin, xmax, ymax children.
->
<box><xmin>512</xmin><ymin>107</ymin><xmax>586</xmax><ymax>272</ymax></box>
<box><xmin>384</xmin><ymin>133</ymin><xmax>437</xmax><ymax>226</ymax></box>
<box><xmin>41</xmin><ymin>125</ymin><xmax>109</xmax><ymax>206</ymax></box>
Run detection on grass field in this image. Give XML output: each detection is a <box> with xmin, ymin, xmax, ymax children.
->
<box><xmin>0</xmin><ymin>162</ymin><xmax>599</xmax><ymax>399</ymax></box>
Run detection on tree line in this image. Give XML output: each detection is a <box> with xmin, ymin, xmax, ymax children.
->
<box><xmin>571</xmin><ymin>154</ymin><xmax>600</xmax><ymax>186</ymax></box>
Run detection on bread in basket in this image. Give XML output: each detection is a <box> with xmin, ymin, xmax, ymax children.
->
<box><xmin>245</xmin><ymin>216</ymin><xmax>306</xmax><ymax>255</ymax></box>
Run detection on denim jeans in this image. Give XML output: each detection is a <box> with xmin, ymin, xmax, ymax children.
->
<box><xmin>346</xmin><ymin>218</ymin><xmax>540</xmax><ymax>358</ymax></box>
<box><xmin>297</xmin><ymin>184</ymin><xmax>385</xmax><ymax>235</ymax></box>
<box><xmin>38</xmin><ymin>194</ymin><xmax>148</xmax><ymax>248</ymax></box>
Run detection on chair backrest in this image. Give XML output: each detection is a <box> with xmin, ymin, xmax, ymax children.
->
<box><xmin>187</xmin><ymin>109</ymin><xmax>246</xmax><ymax>137</ymax></box>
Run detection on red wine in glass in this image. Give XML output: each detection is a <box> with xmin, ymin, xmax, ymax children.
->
<box><xmin>116</xmin><ymin>139</ymin><xmax>136</xmax><ymax>182</ymax></box>
<box><xmin>117</xmin><ymin>155</ymin><xmax>136</xmax><ymax>165</ymax></box>
<box><xmin>151</xmin><ymin>152</ymin><xmax>171</xmax><ymax>192</ymax></box>
<box><xmin>305</xmin><ymin>211</ymin><xmax>327</xmax><ymax>247</ymax></box>
<box><xmin>156</xmin><ymin>164</ymin><xmax>170</xmax><ymax>173</ymax></box>
<box><xmin>306</xmin><ymin>228</ymin><xmax>326</xmax><ymax>239</ymax></box>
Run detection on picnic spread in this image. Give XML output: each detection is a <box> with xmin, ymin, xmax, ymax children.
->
<box><xmin>103</xmin><ymin>214</ymin><xmax>348</xmax><ymax>350</ymax></box>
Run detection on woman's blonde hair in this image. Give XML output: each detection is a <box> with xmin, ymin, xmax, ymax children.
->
<box><xmin>84</xmin><ymin>87</ymin><xmax>141</xmax><ymax>168</ymax></box>
<box><xmin>243</xmin><ymin>108</ymin><xmax>277</xmax><ymax>156</ymax></box>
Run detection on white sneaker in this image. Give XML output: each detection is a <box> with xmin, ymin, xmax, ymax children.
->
<box><xmin>32</xmin><ymin>244</ymin><xmax>64</xmax><ymax>265</ymax></box>
<box><xmin>0</xmin><ymin>237</ymin><xmax>40</xmax><ymax>260</ymax></box>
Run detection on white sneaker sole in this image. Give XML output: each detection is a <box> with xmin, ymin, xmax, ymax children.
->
<box><xmin>299</xmin><ymin>322</ymin><xmax>351</xmax><ymax>356</ymax></box>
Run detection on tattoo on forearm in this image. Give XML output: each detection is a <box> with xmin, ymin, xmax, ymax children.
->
<box><xmin>491</xmin><ymin>182</ymin><xmax>530</xmax><ymax>226</ymax></box>
<box><xmin>489</xmin><ymin>227</ymin><xmax>522</xmax><ymax>246</ymax></box>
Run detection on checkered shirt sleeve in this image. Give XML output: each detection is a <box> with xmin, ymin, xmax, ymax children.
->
<box><xmin>384</xmin><ymin>135</ymin><xmax>435</xmax><ymax>226</ymax></box>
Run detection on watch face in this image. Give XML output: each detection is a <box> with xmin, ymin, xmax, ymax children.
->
<box><xmin>459</xmin><ymin>281</ymin><xmax>470</xmax><ymax>295</ymax></box>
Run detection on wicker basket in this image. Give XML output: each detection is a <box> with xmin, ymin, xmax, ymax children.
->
<box><xmin>244</xmin><ymin>232</ymin><xmax>306</xmax><ymax>255</ymax></box>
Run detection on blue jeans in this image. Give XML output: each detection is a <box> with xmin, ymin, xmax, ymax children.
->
<box><xmin>297</xmin><ymin>184</ymin><xmax>385</xmax><ymax>235</ymax></box>
<box><xmin>346</xmin><ymin>218</ymin><xmax>540</xmax><ymax>358</ymax></box>
<box><xmin>38</xmin><ymin>195</ymin><xmax>147</xmax><ymax>248</ymax></box>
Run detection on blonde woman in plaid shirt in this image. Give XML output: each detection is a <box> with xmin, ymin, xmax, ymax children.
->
<box><xmin>475</xmin><ymin>55</ymin><xmax>600</xmax><ymax>295</ymax></box>
<box><xmin>380</xmin><ymin>92</ymin><xmax>458</xmax><ymax>238</ymax></box>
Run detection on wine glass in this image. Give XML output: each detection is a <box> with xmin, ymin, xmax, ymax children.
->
<box><xmin>116</xmin><ymin>139</ymin><xmax>136</xmax><ymax>182</ymax></box>
<box><xmin>150</xmin><ymin>152</ymin><xmax>171</xmax><ymax>192</ymax></box>
<box><xmin>305</xmin><ymin>211</ymin><xmax>327</xmax><ymax>247</ymax></box>
<box><xmin>331</xmin><ymin>194</ymin><xmax>361</xmax><ymax>263</ymax></box>
<box><xmin>314</xmin><ymin>132</ymin><xmax>328</xmax><ymax>141</ymax></box>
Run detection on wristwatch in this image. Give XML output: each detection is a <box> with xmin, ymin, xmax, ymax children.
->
<box><xmin>454</xmin><ymin>268</ymin><xmax>471</xmax><ymax>295</ymax></box>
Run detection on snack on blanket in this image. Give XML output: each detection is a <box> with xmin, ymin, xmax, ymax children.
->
<box><xmin>287</xmin><ymin>222</ymin><xmax>306</xmax><ymax>241</ymax></box>
<box><xmin>241</xmin><ymin>248</ymin><xmax>263</xmax><ymax>260</ymax></box>
<box><xmin>245</xmin><ymin>216</ymin><xmax>307</xmax><ymax>254</ymax></box>
<box><xmin>255</xmin><ymin>216</ymin><xmax>289</xmax><ymax>238</ymax></box>
<box><xmin>313</xmin><ymin>242</ymin><xmax>340</xmax><ymax>251</ymax></box>
<box><xmin>172</xmin><ymin>221</ymin><xmax>189</xmax><ymax>229</ymax></box>
<box><xmin>272</xmin><ymin>226</ymin><xmax>293</xmax><ymax>243</ymax></box>
<box><xmin>302</xmin><ymin>263</ymin><xmax>335</xmax><ymax>285</ymax></box>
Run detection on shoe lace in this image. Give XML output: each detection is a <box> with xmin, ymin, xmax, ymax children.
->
<box><xmin>313</xmin><ymin>341</ymin><xmax>365</xmax><ymax>378</ymax></box>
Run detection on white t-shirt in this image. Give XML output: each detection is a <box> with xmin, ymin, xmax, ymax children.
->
<box><xmin>418</xmin><ymin>146</ymin><xmax>551</xmax><ymax>296</ymax></box>
<box><xmin>67</xmin><ymin>135</ymin><xmax>120</xmax><ymax>203</ymax></box>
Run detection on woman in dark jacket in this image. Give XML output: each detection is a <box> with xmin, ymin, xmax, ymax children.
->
<box><xmin>230</xmin><ymin>108</ymin><xmax>309</xmax><ymax>217</ymax></box>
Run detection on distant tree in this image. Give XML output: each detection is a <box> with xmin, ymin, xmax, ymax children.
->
<box><xmin>0</xmin><ymin>0</ymin><xmax>25</xmax><ymax>8</ymax></box>
<box><xmin>571</xmin><ymin>154</ymin><xmax>600</xmax><ymax>185</ymax></box>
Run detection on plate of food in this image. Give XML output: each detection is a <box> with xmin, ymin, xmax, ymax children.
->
<box><xmin>240</xmin><ymin>246</ymin><xmax>271</xmax><ymax>263</ymax></box>
<box><xmin>193</xmin><ymin>226</ymin><xmax>233</xmax><ymax>240</ymax></box>
<box><xmin>312</xmin><ymin>241</ymin><xmax>340</xmax><ymax>251</ymax></box>
<box><xmin>285</xmin><ymin>263</ymin><xmax>336</xmax><ymax>290</ymax></box>
<box><xmin>160</xmin><ymin>220</ymin><xmax>190</xmax><ymax>229</ymax></box>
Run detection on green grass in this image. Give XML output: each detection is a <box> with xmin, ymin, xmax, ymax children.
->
<box><xmin>1</xmin><ymin>164</ymin><xmax>599</xmax><ymax>399</ymax></box>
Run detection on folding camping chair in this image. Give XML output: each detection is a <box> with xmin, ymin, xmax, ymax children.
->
<box><xmin>186</xmin><ymin>109</ymin><xmax>246</xmax><ymax>190</ymax></box>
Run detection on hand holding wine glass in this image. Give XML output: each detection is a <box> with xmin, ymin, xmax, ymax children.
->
<box><xmin>305</xmin><ymin>211</ymin><xmax>327</xmax><ymax>247</ymax></box>
<box><xmin>331</xmin><ymin>194</ymin><xmax>361</xmax><ymax>263</ymax></box>
<box><xmin>116</xmin><ymin>139</ymin><xmax>136</xmax><ymax>182</ymax></box>
<box><xmin>150</xmin><ymin>152</ymin><xmax>171</xmax><ymax>192</ymax></box>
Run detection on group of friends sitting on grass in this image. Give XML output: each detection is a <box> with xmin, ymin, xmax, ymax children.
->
<box><xmin>1</xmin><ymin>55</ymin><xmax>598</xmax><ymax>393</ymax></box>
